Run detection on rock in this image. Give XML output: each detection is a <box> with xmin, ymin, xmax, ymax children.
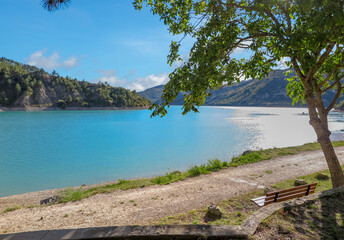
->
<box><xmin>242</xmin><ymin>150</ymin><xmax>252</xmax><ymax>156</ymax></box>
<box><xmin>40</xmin><ymin>195</ymin><xmax>61</xmax><ymax>205</ymax></box>
<box><xmin>277</xmin><ymin>224</ymin><xmax>291</xmax><ymax>234</ymax></box>
<box><xmin>315</xmin><ymin>173</ymin><xmax>330</xmax><ymax>180</ymax></box>
<box><xmin>205</xmin><ymin>203</ymin><xmax>223</xmax><ymax>221</ymax></box>
<box><xmin>34</xmin><ymin>88</ymin><xmax>52</xmax><ymax>105</ymax></box>
<box><xmin>294</xmin><ymin>179</ymin><xmax>307</xmax><ymax>186</ymax></box>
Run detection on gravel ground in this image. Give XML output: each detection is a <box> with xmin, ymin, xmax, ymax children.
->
<box><xmin>1</xmin><ymin>147</ymin><xmax>344</xmax><ymax>234</ymax></box>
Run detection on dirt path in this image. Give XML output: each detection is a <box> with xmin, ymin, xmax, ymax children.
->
<box><xmin>1</xmin><ymin>147</ymin><xmax>344</xmax><ymax>234</ymax></box>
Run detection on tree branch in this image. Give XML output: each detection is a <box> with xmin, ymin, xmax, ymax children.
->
<box><xmin>319</xmin><ymin>51</ymin><xmax>344</xmax><ymax>88</ymax></box>
<box><xmin>317</xmin><ymin>42</ymin><xmax>336</xmax><ymax>68</ymax></box>
<box><xmin>281</xmin><ymin>2</ymin><xmax>292</xmax><ymax>32</ymax></box>
<box><xmin>325</xmin><ymin>79</ymin><xmax>342</xmax><ymax>113</ymax></box>
<box><xmin>322</xmin><ymin>80</ymin><xmax>339</xmax><ymax>93</ymax></box>
<box><xmin>263</xmin><ymin>6</ymin><xmax>281</xmax><ymax>27</ymax></box>
<box><xmin>290</xmin><ymin>57</ymin><xmax>305</xmax><ymax>80</ymax></box>
<box><xmin>313</xmin><ymin>78</ymin><xmax>326</xmax><ymax>114</ymax></box>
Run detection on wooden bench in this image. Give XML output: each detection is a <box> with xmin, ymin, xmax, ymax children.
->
<box><xmin>251</xmin><ymin>183</ymin><xmax>317</xmax><ymax>207</ymax></box>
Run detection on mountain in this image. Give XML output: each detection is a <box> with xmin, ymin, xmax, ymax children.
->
<box><xmin>0</xmin><ymin>57</ymin><xmax>150</xmax><ymax>108</ymax></box>
<box><xmin>139</xmin><ymin>84</ymin><xmax>165</xmax><ymax>103</ymax></box>
<box><xmin>205</xmin><ymin>70</ymin><xmax>295</xmax><ymax>106</ymax></box>
<box><xmin>140</xmin><ymin>69</ymin><xmax>341</xmax><ymax>107</ymax></box>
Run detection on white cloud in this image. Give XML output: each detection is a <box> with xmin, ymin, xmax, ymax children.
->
<box><xmin>96</xmin><ymin>70</ymin><xmax>126</xmax><ymax>86</ymax></box>
<box><xmin>63</xmin><ymin>57</ymin><xmax>78</xmax><ymax>69</ymax></box>
<box><xmin>27</xmin><ymin>49</ymin><xmax>78</xmax><ymax>70</ymax></box>
<box><xmin>278</xmin><ymin>57</ymin><xmax>290</xmax><ymax>69</ymax></box>
<box><xmin>232</xmin><ymin>40</ymin><xmax>252</xmax><ymax>55</ymax></box>
<box><xmin>95</xmin><ymin>70</ymin><xmax>169</xmax><ymax>92</ymax></box>
<box><xmin>174</xmin><ymin>54</ymin><xmax>190</xmax><ymax>68</ymax></box>
<box><xmin>126</xmin><ymin>73</ymin><xmax>169</xmax><ymax>91</ymax></box>
<box><xmin>27</xmin><ymin>50</ymin><xmax>60</xmax><ymax>70</ymax></box>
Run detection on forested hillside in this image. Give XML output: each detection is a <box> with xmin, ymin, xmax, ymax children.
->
<box><xmin>0</xmin><ymin>57</ymin><xmax>150</xmax><ymax>108</ymax></box>
<box><xmin>140</xmin><ymin>70</ymin><xmax>341</xmax><ymax>107</ymax></box>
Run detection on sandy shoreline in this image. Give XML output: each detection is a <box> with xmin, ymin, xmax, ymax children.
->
<box><xmin>0</xmin><ymin>106</ymin><xmax>149</xmax><ymax>112</ymax></box>
<box><xmin>1</xmin><ymin>147</ymin><xmax>344</xmax><ymax>234</ymax></box>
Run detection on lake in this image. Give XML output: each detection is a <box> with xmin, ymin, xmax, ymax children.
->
<box><xmin>1</xmin><ymin>106</ymin><xmax>343</xmax><ymax>197</ymax></box>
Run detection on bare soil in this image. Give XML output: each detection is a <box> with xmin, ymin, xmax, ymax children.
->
<box><xmin>1</xmin><ymin>147</ymin><xmax>344</xmax><ymax>234</ymax></box>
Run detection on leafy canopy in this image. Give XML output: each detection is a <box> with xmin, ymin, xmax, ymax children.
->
<box><xmin>133</xmin><ymin>0</ymin><xmax>344</xmax><ymax>116</ymax></box>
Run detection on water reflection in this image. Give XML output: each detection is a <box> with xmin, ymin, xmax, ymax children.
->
<box><xmin>223</xmin><ymin>107</ymin><xmax>344</xmax><ymax>149</ymax></box>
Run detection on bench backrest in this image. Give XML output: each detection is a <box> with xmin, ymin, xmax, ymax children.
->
<box><xmin>263</xmin><ymin>182</ymin><xmax>317</xmax><ymax>206</ymax></box>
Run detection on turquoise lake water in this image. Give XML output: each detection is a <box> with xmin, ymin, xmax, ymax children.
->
<box><xmin>1</xmin><ymin>106</ymin><xmax>344</xmax><ymax>197</ymax></box>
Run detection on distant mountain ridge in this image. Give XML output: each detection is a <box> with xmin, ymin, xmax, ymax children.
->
<box><xmin>0</xmin><ymin>57</ymin><xmax>150</xmax><ymax>108</ymax></box>
<box><xmin>139</xmin><ymin>69</ymin><xmax>341</xmax><ymax>107</ymax></box>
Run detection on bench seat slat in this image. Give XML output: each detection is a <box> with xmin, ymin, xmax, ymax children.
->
<box><xmin>264</xmin><ymin>186</ymin><xmax>317</xmax><ymax>201</ymax></box>
<box><xmin>251</xmin><ymin>183</ymin><xmax>317</xmax><ymax>207</ymax></box>
<box><xmin>264</xmin><ymin>189</ymin><xmax>316</xmax><ymax>205</ymax></box>
<box><xmin>265</xmin><ymin>183</ymin><xmax>317</xmax><ymax>197</ymax></box>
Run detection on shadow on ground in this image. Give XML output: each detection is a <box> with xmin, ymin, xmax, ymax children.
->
<box><xmin>254</xmin><ymin>191</ymin><xmax>344</xmax><ymax>239</ymax></box>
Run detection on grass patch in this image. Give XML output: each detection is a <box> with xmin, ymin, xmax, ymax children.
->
<box><xmin>60</xmin><ymin>188</ymin><xmax>84</xmax><ymax>202</ymax></box>
<box><xmin>58</xmin><ymin>141</ymin><xmax>344</xmax><ymax>203</ymax></box>
<box><xmin>151</xmin><ymin>170</ymin><xmax>187</xmax><ymax>184</ymax></box>
<box><xmin>156</xmin><ymin>190</ymin><xmax>263</xmax><ymax>225</ymax></box>
<box><xmin>273</xmin><ymin>165</ymin><xmax>344</xmax><ymax>192</ymax></box>
<box><xmin>60</xmin><ymin>178</ymin><xmax>154</xmax><ymax>203</ymax></box>
<box><xmin>187</xmin><ymin>164</ymin><xmax>210</xmax><ymax>176</ymax></box>
<box><xmin>229</xmin><ymin>141</ymin><xmax>344</xmax><ymax>167</ymax></box>
<box><xmin>1</xmin><ymin>205</ymin><xmax>37</xmax><ymax>214</ymax></box>
<box><xmin>156</xmin><ymin>165</ymin><xmax>344</xmax><ymax>227</ymax></box>
<box><xmin>59</xmin><ymin>158</ymin><xmax>228</xmax><ymax>202</ymax></box>
<box><xmin>3</xmin><ymin>206</ymin><xmax>22</xmax><ymax>213</ymax></box>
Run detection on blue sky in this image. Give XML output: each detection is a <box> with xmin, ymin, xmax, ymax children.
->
<box><xmin>0</xmin><ymin>0</ymin><xmax>196</xmax><ymax>91</ymax></box>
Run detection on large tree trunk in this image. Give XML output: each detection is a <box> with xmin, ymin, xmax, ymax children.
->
<box><xmin>317</xmin><ymin>135</ymin><xmax>344</xmax><ymax>188</ymax></box>
<box><xmin>307</xmin><ymin>102</ymin><xmax>344</xmax><ymax>188</ymax></box>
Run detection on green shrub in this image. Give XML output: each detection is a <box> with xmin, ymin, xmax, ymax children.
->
<box><xmin>3</xmin><ymin>206</ymin><xmax>22</xmax><ymax>213</ymax></box>
<box><xmin>151</xmin><ymin>171</ymin><xmax>185</xmax><ymax>185</ymax></box>
<box><xmin>222</xmin><ymin>161</ymin><xmax>229</xmax><ymax>167</ymax></box>
<box><xmin>230</xmin><ymin>152</ymin><xmax>262</xmax><ymax>167</ymax></box>
<box><xmin>57</xmin><ymin>99</ymin><xmax>67</xmax><ymax>109</ymax></box>
<box><xmin>207</xmin><ymin>159</ymin><xmax>223</xmax><ymax>171</ymax></box>
<box><xmin>118</xmin><ymin>179</ymin><xmax>129</xmax><ymax>184</ymax></box>
<box><xmin>151</xmin><ymin>175</ymin><xmax>169</xmax><ymax>184</ymax></box>
<box><xmin>60</xmin><ymin>188</ymin><xmax>84</xmax><ymax>202</ymax></box>
<box><xmin>187</xmin><ymin>164</ymin><xmax>210</xmax><ymax>176</ymax></box>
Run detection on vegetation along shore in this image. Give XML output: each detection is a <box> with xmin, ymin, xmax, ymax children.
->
<box><xmin>1</xmin><ymin>141</ymin><xmax>344</xmax><ymax>234</ymax></box>
<box><xmin>1</xmin><ymin>141</ymin><xmax>343</xmax><ymax>207</ymax></box>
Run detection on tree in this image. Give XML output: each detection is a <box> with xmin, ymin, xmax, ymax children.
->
<box><xmin>15</xmin><ymin>83</ymin><xmax>21</xmax><ymax>95</ymax></box>
<box><xmin>43</xmin><ymin>0</ymin><xmax>344</xmax><ymax>188</ymax></box>
<box><xmin>57</xmin><ymin>99</ymin><xmax>67</xmax><ymax>109</ymax></box>
<box><xmin>41</xmin><ymin>0</ymin><xmax>70</xmax><ymax>11</ymax></box>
